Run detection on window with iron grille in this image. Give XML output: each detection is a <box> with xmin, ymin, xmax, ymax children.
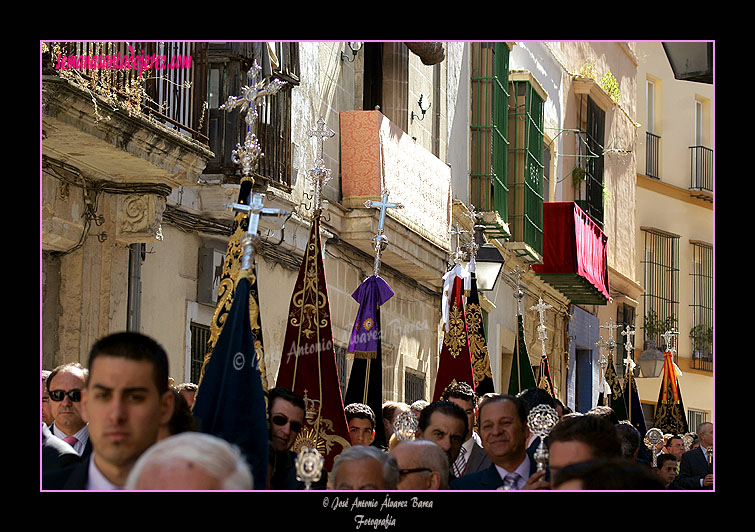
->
<box><xmin>576</xmin><ymin>96</ymin><xmax>605</xmax><ymax>228</ymax></box>
<box><xmin>507</xmin><ymin>78</ymin><xmax>545</xmax><ymax>256</ymax></box>
<box><xmin>641</xmin><ymin>228</ymin><xmax>679</xmax><ymax>354</ymax></box>
<box><xmin>470</xmin><ymin>42</ymin><xmax>510</xmax><ymax>220</ymax></box>
<box><xmin>690</xmin><ymin>241</ymin><xmax>713</xmax><ymax>371</ymax></box>
<box><xmin>189</xmin><ymin>321</ymin><xmax>211</xmax><ymax>385</ymax></box>
<box><xmin>404</xmin><ymin>371</ymin><xmax>426</xmax><ymax>405</ymax></box>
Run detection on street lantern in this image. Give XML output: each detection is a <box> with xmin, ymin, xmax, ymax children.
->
<box><xmin>637</xmin><ymin>342</ymin><xmax>664</xmax><ymax>378</ymax></box>
<box><xmin>468</xmin><ymin>243</ymin><xmax>505</xmax><ymax>291</ymax></box>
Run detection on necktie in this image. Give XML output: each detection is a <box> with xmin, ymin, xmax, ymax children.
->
<box><xmin>502</xmin><ymin>472</ymin><xmax>520</xmax><ymax>490</ymax></box>
<box><xmin>453</xmin><ymin>446</ymin><xmax>468</xmax><ymax>477</ymax></box>
<box><xmin>62</xmin><ymin>435</ymin><xmax>78</xmax><ymax>447</ymax></box>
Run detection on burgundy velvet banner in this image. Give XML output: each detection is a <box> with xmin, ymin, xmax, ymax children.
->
<box><xmin>532</xmin><ymin>202</ymin><xmax>610</xmax><ymax>301</ymax></box>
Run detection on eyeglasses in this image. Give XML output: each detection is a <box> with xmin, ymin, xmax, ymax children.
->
<box><xmin>398</xmin><ymin>467</ymin><xmax>432</xmax><ymax>478</ymax></box>
<box><xmin>271</xmin><ymin>414</ymin><xmax>303</xmax><ymax>433</ymax></box>
<box><xmin>49</xmin><ymin>389</ymin><xmax>82</xmax><ymax>402</ymax></box>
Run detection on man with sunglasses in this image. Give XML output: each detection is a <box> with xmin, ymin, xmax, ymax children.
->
<box><xmin>267</xmin><ymin>387</ymin><xmax>327</xmax><ymax>490</ymax></box>
<box><xmin>46</xmin><ymin>362</ymin><xmax>91</xmax><ymax>458</ymax></box>
<box><xmin>43</xmin><ymin>332</ymin><xmax>175</xmax><ymax>490</ymax></box>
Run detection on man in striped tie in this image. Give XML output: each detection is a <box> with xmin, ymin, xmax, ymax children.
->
<box><xmin>46</xmin><ymin>362</ymin><xmax>91</xmax><ymax>458</ymax></box>
<box><xmin>440</xmin><ymin>382</ymin><xmax>492</xmax><ymax>478</ymax></box>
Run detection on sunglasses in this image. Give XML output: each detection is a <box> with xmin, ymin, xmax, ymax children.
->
<box><xmin>49</xmin><ymin>389</ymin><xmax>82</xmax><ymax>402</ymax></box>
<box><xmin>398</xmin><ymin>467</ymin><xmax>432</xmax><ymax>478</ymax></box>
<box><xmin>271</xmin><ymin>414</ymin><xmax>303</xmax><ymax>433</ymax></box>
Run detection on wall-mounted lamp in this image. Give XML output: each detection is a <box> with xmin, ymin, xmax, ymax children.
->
<box><xmin>411</xmin><ymin>94</ymin><xmax>431</xmax><ymax>121</ymax></box>
<box><xmin>341</xmin><ymin>42</ymin><xmax>363</xmax><ymax>62</ymax></box>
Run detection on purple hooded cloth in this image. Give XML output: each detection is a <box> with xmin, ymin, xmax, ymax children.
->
<box><xmin>347</xmin><ymin>275</ymin><xmax>394</xmax><ymax>358</ymax></box>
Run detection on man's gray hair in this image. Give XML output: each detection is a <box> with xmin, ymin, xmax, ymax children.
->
<box><xmin>393</xmin><ymin>439</ymin><xmax>450</xmax><ymax>489</ymax></box>
<box><xmin>125</xmin><ymin>432</ymin><xmax>253</xmax><ymax>490</ymax></box>
<box><xmin>332</xmin><ymin>445</ymin><xmax>399</xmax><ymax>489</ymax></box>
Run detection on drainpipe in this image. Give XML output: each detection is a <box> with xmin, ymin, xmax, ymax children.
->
<box><xmin>127</xmin><ymin>243</ymin><xmax>143</xmax><ymax>331</ymax></box>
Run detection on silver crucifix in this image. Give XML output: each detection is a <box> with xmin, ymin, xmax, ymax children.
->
<box><xmin>601</xmin><ymin>318</ymin><xmax>621</xmax><ymax>354</ymax></box>
<box><xmin>306</xmin><ymin>117</ymin><xmax>336</xmax><ymax>213</ymax></box>
<box><xmin>220</xmin><ymin>61</ymin><xmax>287</xmax><ymax>179</ymax></box>
<box><xmin>227</xmin><ymin>191</ymin><xmax>289</xmax><ymax>271</ymax></box>
<box><xmin>461</xmin><ymin>205</ymin><xmax>481</xmax><ymax>261</ymax></box>
<box><xmin>364</xmin><ymin>189</ymin><xmax>404</xmax><ymax>277</ymax></box>
<box><xmin>530</xmin><ymin>296</ymin><xmax>553</xmax><ymax>359</ymax></box>
<box><xmin>449</xmin><ymin>223</ymin><xmax>469</xmax><ymax>266</ymax></box>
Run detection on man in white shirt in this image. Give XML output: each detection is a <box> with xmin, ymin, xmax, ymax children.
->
<box><xmin>440</xmin><ymin>381</ymin><xmax>492</xmax><ymax>477</ymax></box>
<box><xmin>46</xmin><ymin>362</ymin><xmax>90</xmax><ymax>457</ymax></box>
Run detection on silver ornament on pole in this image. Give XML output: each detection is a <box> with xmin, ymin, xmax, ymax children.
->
<box><xmin>526</xmin><ymin>404</ymin><xmax>560</xmax><ymax>473</ymax></box>
<box><xmin>644</xmin><ymin>427</ymin><xmax>664</xmax><ymax>467</ymax></box>
<box><xmin>393</xmin><ymin>410</ymin><xmax>419</xmax><ymax>441</ymax></box>
<box><xmin>295</xmin><ymin>446</ymin><xmax>325</xmax><ymax>490</ymax></box>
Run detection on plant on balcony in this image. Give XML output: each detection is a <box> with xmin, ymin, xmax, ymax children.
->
<box><xmin>642</xmin><ymin>309</ymin><xmax>677</xmax><ymax>349</ymax></box>
<box><xmin>689</xmin><ymin>324</ymin><xmax>713</xmax><ymax>356</ymax></box>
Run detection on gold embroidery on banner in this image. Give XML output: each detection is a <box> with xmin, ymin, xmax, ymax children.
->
<box><xmin>293</xmin><ymin>390</ymin><xmax>350</xmax><ymax>458</ymax></box>
<box><xmin>444</xmin><ymin>303</ymin><xmax>467</xmax><ymax>359</ymax></box>
<box><xmin>466</xmin><ymin>303</ymin><xmax>493</xmax><ymax>384</ymax></box>
<box><xmin>289</xmin><ymin>238</ymin><xmax>330</xmax><ymax>344</ymax></box>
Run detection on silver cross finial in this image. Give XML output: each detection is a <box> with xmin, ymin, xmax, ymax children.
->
<box><xmin>220</xmin><ymin>61</ymin><xmax>287</xmax><ymax>179</ymax></box>
<box><xmin>461</xmin><ymin>204</ymin><xmax>481</xmax><ymax>261</ymax></box>
<box><xmin>601</xmin><ymin>318</ymin><xmax>621</xmax><ymax>352</ymax></box>
<box><xmin>661</xmin><ymin>328</ymin><xmax>679</xmax><ymax>354</ymax></box>
<box><xmin>530</xmin><ymin>296</ymin><xmax>553</xmax><ymax>358</ymax></box>
<box><xmin>449</xmin><ymin>223</ymin><xmax>469</xmax><ymax>265</ymax></box>
<box><xmin>227</xmin><ymin>191</ymin><xmax>289</xmax><ymax>271</ymax></box>
<box><xmin>511</xmin><ymin>265</ymin><xmax>527</xmax><ymax>315</ymax></box>
<box><xmin>306</xmin><ymin>117</ymin><xmax>336</xmax><ymax>212</ymax></box>
<box><xmin>364</xmin><ymin>189</ymin><xmax>404</xmax><ymax>276</ymax></box>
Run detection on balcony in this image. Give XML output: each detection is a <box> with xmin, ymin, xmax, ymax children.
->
<box><xmin>532</xmin><ymin>202</ymin><xmax>610</xmax><ymax>305</ymax></box>
<box><xmin>689</xmin><ymin>145</ymin><xmax>713</xmax><ymax>201</ymax></box>
<box><xmin>646</xmin><ymin>131</ymin><xmax>661</xmax><ymax>179</ymax></box>
<box><xmin>339</xmin><ymin>110</ymin><xmax>452</xmax><ymax>287</ymax></box>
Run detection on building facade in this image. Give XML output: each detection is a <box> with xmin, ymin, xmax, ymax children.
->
<box><xmin>634</xmin><ymin>41</ymin><xmax>714</xmax><ymax>432</ymax></box>
<box><xmin>42</xmin><ymin>42</ymin><xmax>709</xmax><ymax>430</ymax></box>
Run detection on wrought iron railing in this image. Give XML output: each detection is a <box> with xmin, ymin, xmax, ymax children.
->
<box><xmin>47</xmin><ymin>41</ymin><xmax>209</xmax><ymax>143</ymax></box>
<box><xmin>646</xmin><ymin>131</ymin><xmax>661</xmax><ymax>178</ymax></box>
<box><xmin>690</xmin><ymin>145</ymin><xmax>713</xmax><ymax>193</ymax></box>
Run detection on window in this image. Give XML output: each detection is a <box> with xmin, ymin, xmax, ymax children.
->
<box><xmin>576</xmin><ymin>96</ymin><xmax>605</xmax><ymax>228</ymax></box>
<box><xmin>690</xmin><ymin>241</ymin><xmax>713</xmax><ymax>371</ymax></box>
<box><xmin>641</xmin><ymin>228</ymin><xmax>679</xmax><ymax>353</ymax></box>
<box><xmin>645</xmin><ymin>79</ymin><xmax>660</xmax><ymax>179</ymax></box>
<box><xmin>508</xmin><ymin>76</ymin><xmax>545</xmax><ymax>256</ymax></box>
<box><xmin>404</xmin><ymin>371</ymin><xmax>426</xmax><ymax>405</ymax></box>
<box><xmin>690</xmin><ymin>99</ymin><xmax>713</xmax><ymax>193</ymax></box>
<box><xmin>470</xmin><ymin>42</ymin><xmax>510</xmax><ymax>221</ymax></box>
<box><xmin>687</xmin><ymin>409</ymin><xmax>709</xmax><ymax>435</ymax></box>
<box><xmin>204</xmin><ymin>42</ymin><xmax>299</xmax><ymax>186</ymax></box>
<box><xmin>190</xmin><ymin>321</ymin><xmax>211</xmax><ymax>384</ymax></box>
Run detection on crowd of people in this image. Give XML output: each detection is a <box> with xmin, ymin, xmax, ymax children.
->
<box><xmin>41</xmin><ymin>331</ymin><xmax>713</xmax><ymax>491</ymax></box>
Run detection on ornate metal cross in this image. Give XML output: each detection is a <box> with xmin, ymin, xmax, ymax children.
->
<box><xmin>364</xmin><ymin>189</ymin><xmax>404</xmax><ymax>276</ymax></box>
<box><xmin>600</xmin><ymin>318</ymin><xmax>621</xmax><ymax>353</ymax></box>
<box><xmin>461</xmin><ymin>204</ymin><xmax>481</xmax><ymax>261</ymax></box>
<box><xmin>449</xmin><ymin>223</ymin><xmax>469</xmax><ymax>266</ymax></box>
<box><xmin>306</xmin><ymin>117</ymin><xmax>336</xmax><ymax>213</ymax></box>
<box><xmin>220</xmin><ymin>61</ymin><xmax>287</xmax><ymax>179</ymax></box>
<box><xmin>530</xmin><ymin>296</ymin><xmax>553</xmax><ymax>359</ymax></box>
<box><xmin>227</xmin><ymin>191</ymin><xmax>289</xmax><ymax>271</ymax></box>
<box><xmin>510</xmin><ymin>265</ymin><xmax>527</xmax><ymax>315</ymax></box>
<box><xmin>661</xmin><ymin>328</ymin><xmax>679</xmax><ymax>354</ymax></box>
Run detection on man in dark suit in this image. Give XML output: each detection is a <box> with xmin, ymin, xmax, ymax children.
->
<box><xmin>43</xmin><ymin>332</ymin><xmax>175</xmax><ymax>490</ymax></box>
<box><xmin>677</xmin><ymin>421</ymin><xmax>713</xmax><ymax>490</ymax></box>
<box><xmin>450</xmin><ymin>394</ymin><xmax>548</xmax><ymax>490</ymax></box>
<box><xmin>42</xmin><ymin>422</ymin><xmax>81</xmax><ymax>472</ymax></box>
<box><xmin>46</xmin><ymin>362</ymin><xmax>92</xmax><ymax>459</ymax></box>
<box><xmin>440</xmin><ymin>382</ymin><xmax>492</xmax><ymax>477</ymax></box>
